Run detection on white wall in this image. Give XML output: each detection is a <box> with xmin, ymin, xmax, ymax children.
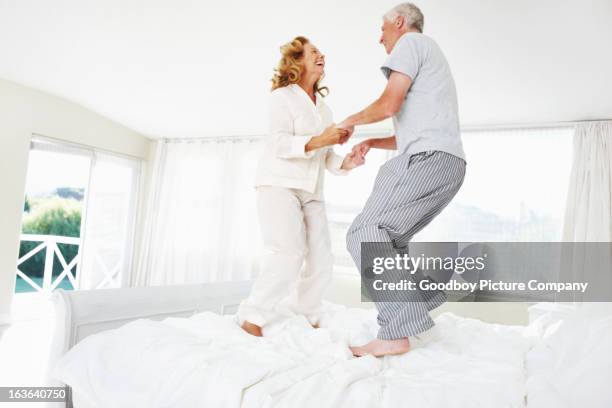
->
<box><xmin>0</xmin><ymin>78</ymin><xmax>152</xmax><ymax>326</ymax></box>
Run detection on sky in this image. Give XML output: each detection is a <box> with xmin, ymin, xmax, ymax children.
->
<box><xmin>24</xmin><ymin>150</ymin><xmax>91</xmax><ymax>197</ymax></box>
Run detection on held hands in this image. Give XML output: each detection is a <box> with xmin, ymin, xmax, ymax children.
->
<box><xmin>337</xmin><ymin>119</ymin><xmax>355</xmax><ymax>139</ymax></box>
<box><xmin>341</xmin><ymin>139</ymin><xmax>372</xmax><ymax>170</ymax></box>
<box><xmin>308</xmin><ymin>119</ymin><xmax>372</xmax><ymax>170</ymax></box>
<box><xmin>351</xmin><ymin>139</ymin><xmax>372</xmax><ymax>163</ymax></box>
<box><xmin>310</xmin><ymin>119</ymin><xmax>355</xmax><ymax>151</ymax></box>
<box><xmin>341</xmin><ymin>149</ymin><xmax>365</xmax><ymax>170</ymax></box>
<box><xmin>306</xmin><ymin>124</ymin><xmax>350</xmax><ymax>153</ymax></box>
<box><xmin>320</xmin><ymin>124</ymin><xmax>350</xmax><ymax>146</ymax></box>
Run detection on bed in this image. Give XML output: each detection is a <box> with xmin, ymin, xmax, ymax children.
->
<box><xmin>47</xmin><ymin>281</ymin><xmax>612</xmax><ymax>408</ymax></box>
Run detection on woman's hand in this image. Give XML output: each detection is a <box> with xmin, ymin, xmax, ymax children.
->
<box><xmin>306</xmin><ymin>125</ymin><xmax>349</xmax><ymax>152</ymax></box>
<box><xmin>320</xmin><ymin>124</ymin><xmax>350</xmax><ymax>146</ymax></box>
<box><xmin>351</xmin><ymin>139</ymin><xmax>372</xmax><ymax>162</ymax></box>
<box><xmin>341</xmin><ymin>150</ymin><xmax>365</xmax><ymax>170</ymax></box>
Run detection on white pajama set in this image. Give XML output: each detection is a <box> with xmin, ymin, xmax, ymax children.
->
<box><xmin>237</xmin><ymin>84</ymin><xmax>347</xmax><ymax>327</ymax></box>
<box><xmin>346</xmin><ymin>32</ymin><xmax>467</xmax><ymax>339</ymax></box>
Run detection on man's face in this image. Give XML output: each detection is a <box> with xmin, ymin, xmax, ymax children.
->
<box><xmin>379</xmin><ymin>17</ymin><xmax>403</xmax><ymax>54</ymax></box>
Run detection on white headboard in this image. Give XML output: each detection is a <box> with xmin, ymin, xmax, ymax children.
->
<box><xmin>47</xmin><ymin>281</ymin><xmax>252</xmax><ymax>407</ymax></box>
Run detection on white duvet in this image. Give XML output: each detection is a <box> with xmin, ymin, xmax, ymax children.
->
<box><xmin>53</xmin><ymin>303</ymin><xmax>538</xmax><ymax>408</ymax></box>
<box><xmin>525</xmin><ymin>303</ymin><xmax>612</xmax><ymax>408</ymax></box>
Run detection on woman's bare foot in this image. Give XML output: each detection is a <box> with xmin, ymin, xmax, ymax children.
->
<box><xmin>350</xmin><ymin>338</ymin><xmax>410</xmax><ymax>357</ymax></box>
<box><xmin>241</xmin><ymin>321</ymin><xmax>263</xmax><ymax>337</ymax></box>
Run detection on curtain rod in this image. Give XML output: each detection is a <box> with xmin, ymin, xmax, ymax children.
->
<box><xmin>461</xmin><ymin>119</ymin><xmax>611</xmax><ymax>132</ymax></box>
<box><xmin>162</xmin><ymin>119</ymin><xmax>611</xmax><ymax>142</ymax></box>
<box><xmin>162</xmin><ymin>135</ymin><xmax>263</xmax><ymax>143</ymax></box>
<box><xmin>162</xmin><ymin>128</ymin><xmax>409</xmax><ymax>142</ymax></box>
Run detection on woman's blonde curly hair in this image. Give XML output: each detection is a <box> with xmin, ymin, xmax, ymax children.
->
<box><xmin>271</xmin><ymin>36</ymin><xmax>329</xmax><ymax>97</ymax></box>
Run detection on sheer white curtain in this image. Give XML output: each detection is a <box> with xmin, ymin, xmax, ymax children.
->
<box><xmin>563</xmin><ymin>122</ymin><xmax>612</xmax><ymax>241</ymax></box>
<box><xmin>134</xmin><ymin>138</ymin><xmax>261</xmax><ymax>286</ymax></box>
<box><xmin>79</xmin><ymin>153</ymin><xmax>141</xmax><ymax>289</ymax></box>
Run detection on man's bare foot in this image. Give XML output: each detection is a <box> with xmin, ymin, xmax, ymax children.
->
<box><xmin>350</xmin><ymin>338</ymin><xmax>410</xmax><ymax>357</ymax></box>
<box><xmin>241</xmin><ymin>321</ymin><xmax>263</xmax><ymax>337</ymax></box>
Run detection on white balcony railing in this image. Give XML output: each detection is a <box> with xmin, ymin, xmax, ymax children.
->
<box><xmin>17</xmin><ymin>234</ymin><xmax>81</xmax><ymax>292</ymax></box>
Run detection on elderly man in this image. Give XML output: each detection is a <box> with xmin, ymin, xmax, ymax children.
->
<box><xmin>340</xmin><ymin>3</ymin><xmax>467</xmax><ymax>357</ymax></box>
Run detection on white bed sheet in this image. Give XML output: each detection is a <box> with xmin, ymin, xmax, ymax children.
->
<box><xmin>525</xmin><ymin>303</ymin><xmax>612</xmax><ymax>408</ymax></box>
<box><xmin>53</xmin><ymin>303</ymin><xmax>537</xmax><ymax>408</ymax></box>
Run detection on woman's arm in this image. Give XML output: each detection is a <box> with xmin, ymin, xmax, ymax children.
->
<box><xmin>269</xmin><ymin>92</ymin><xmax>348</xmax><ymax>158</ymax></box>
<box><xmin>305</xmin><ymin>126</ymin><xmax>350</xmax><ymax>153</ymax></box>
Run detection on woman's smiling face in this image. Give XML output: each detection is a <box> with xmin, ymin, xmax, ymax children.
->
<box><xmin>301</xmin><ymin>42</ymin><xmax>325</xmax><ymax>79</ymax></box>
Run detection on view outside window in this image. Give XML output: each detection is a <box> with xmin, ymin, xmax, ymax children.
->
<box><xmin>17</xmin><ymin>147</ymin><xmax>91</xmax><ymax>292</ymax></box>
<box><xmin>325</xmin><ymin>127</ymin><xmax>575</xmax><ymax>270</ymax></box>
<box><xmin>415</xmin><ymin>126</ymin><xmax>574</xmax><ymax>242</ymax></box>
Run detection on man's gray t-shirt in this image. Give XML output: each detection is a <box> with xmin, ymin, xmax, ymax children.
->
<box><xmin>381</xmin><ymin>32</ymin><xmax>465</xmax><ymax>160</ymax></box>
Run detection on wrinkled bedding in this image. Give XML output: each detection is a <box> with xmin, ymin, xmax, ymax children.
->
<box><xmin>525</xmin><ymin>303</ymin><xmax>612</xmax><ymax>408</ymax></box>
<box><xmin>53</xmin><ymin>303</ymin><xmax>539</xmax><ymax>408</ymax></box>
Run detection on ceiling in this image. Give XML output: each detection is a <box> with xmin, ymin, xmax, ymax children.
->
<box><xmin>1</xmin><ymin>0</ymin><xmax>611</xmax><ymax>139</ymax></box>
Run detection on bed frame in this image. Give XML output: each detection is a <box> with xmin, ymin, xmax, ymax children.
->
<box><xmin>47</xmin><ymin>280</ymin><xmax>253</xmax><ymax>408</ymax></box>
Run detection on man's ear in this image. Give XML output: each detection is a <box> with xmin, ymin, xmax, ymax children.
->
<box><xmin>395</xmin><ymin>15</ymin><xmax>405</xmax><ymax>30</ymax></box>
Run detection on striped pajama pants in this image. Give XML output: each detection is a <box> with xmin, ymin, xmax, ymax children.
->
<box><xmin>346</xmin><ymin>150</ymin><xmax>466</xmax><ymax>339</ymax></box>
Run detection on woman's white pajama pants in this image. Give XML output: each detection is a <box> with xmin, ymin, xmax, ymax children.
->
<box><xmin>238</xmin><ymin>186</ymin><xmax>333</xmax><ymax>327</ymax></box>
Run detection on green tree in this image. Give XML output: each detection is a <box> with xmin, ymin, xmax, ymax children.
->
<box><xmin>56</xmin><ymin>187</ymin><xmax>85</xmax><ymax>201</ymax></box>
<box><xmin>24</xmin><ymin>196</ymin><xmax>31</xmax><ymax>212</ymax></box>
<box><xmin>19</xmin><ymin>197</ymin><xmax>82</xmax><ymax>279</ymax></box>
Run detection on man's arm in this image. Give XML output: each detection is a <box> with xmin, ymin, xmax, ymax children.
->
<box><xmin>351</xmin><ymin>135</ymin><xmax>396</xmax><ymax>161</ymax></box>
<box><xmin>340</xmin><ymin>71</ymin><xmax>413</xmax><ymax>129</ymax></box>
<box><xmin>367</xmin><ymin>136</ymin><xmax>397</xmax><ymax>150</ymax></box>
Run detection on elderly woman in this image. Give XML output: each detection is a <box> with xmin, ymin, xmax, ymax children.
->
<box><xmin>238</xmin><ymin>36</ymin><xmax>362</xmax><ymax>336</ymax></box>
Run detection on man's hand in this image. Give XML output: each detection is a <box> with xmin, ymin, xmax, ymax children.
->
<box><xmin>337</xmin><ymin>119</ymin><xmax>355</xmax><ymax>139</ymax></box>
<box><xmin>321</xmin><ymin>124</ymin><xmax>350</xmax><ymax>145</ymax></box>
<box><xmin>341</xmin><ymin>150</ymin><xmax>365</xmax><ymax>170</ymax></box>
<box><xmin>306</xmin><ymin>125</ymin><xmax>349</xmax><ymax>152</ymax></box>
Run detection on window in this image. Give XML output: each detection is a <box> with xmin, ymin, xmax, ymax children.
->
<box><xmin>17</xmin><ymin>142</ymin><xmax>91</xmax><ymax>292</ymax></box>
<box><xmin>137</xmin><ymin>138</ymin><xmax>261</xmax><ymax>285</ymax></box>
<box><xmin>415</xmin><ymin>126</ymin><xmax>574</xmax><ymax>242</ymax></box>
<box><xmin>325</xmin><ymin>126</ymin><xmax>575</xmax><ymax>270</ymax></box>
<box><xmin>79</xmin><ymin>153</ymin><xmax>141</xmax><ymax>289</ymax></box>
<box><xmin>15</xmin><ymin>137</ymin><xmax>141</xmax><ymax>293</ymax></box>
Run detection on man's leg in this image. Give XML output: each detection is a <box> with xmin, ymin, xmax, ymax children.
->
<box><xmin>346</xmin><ymin>151</ymin><xmax>465</xmax><ymax>352</ymax></box>
<box><xmin>411</xmin><ymin>265</ymin><xmax>447</xmax><ymax>312</ymax></box>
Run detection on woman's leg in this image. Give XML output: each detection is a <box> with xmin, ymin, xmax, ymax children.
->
<box><xmin>288</xmin><ymin>199</ymin><xmax>334</xmax><ymax>325</ymax></box>
<box><xmin>237</xmin><ymin>186</ymin><xmax>306</xmax><ymax>331</ymax></box>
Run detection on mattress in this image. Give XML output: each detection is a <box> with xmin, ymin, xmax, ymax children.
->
<box><xmin>52</xmin><ymin>302</ymin><xmax>540</xmax><ymax>408</ymax></box>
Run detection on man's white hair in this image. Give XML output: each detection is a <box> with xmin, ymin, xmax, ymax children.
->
<box><xmin>384</xmin><ymin>3</ymin><xmax>424</xmax><ymax>33</ymax></box>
